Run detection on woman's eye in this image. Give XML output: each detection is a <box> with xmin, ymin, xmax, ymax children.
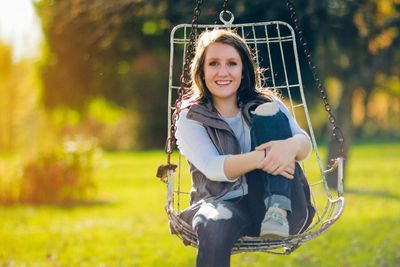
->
<box><xmin>208</xmin><ymin>61</ymin><xmax>217</xmax><ymax>66</ymax></box>
<box><xmin>228</xmin><ymin>61</ymin><xmax>237</xmax><ymax>66</ymax></box>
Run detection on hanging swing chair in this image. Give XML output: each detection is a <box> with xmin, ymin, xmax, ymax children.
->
<box><xmin>157</xmin><ymin>0</ymin><xmax>345</xmax><ymax>255</ymax></box>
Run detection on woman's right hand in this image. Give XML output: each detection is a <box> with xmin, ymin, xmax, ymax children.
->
<box><xmin>257</xmin><ymin>158</ymin><xmax>295</xmax><ymax>179</ymax></box>
<box><xmin>256</xmin><ymin>139</ymin><xmax>298</xmax><ymax>179</ymax></box>
<box><xmin>278</xmin><ymin>161</ymin><xmax>296</xmax><ymax>179</ymax></box>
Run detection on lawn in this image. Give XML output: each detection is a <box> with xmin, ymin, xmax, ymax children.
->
<box><xmin>1</xmin><ymin>140</ymin><xmax>399</xmax><ymax>266</ymax></box>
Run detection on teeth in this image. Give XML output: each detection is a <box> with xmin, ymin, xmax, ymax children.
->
<box><xmin>216</xmin><ymin>81</ymin><xmax>231</xmax><ymax>85</ymax></box>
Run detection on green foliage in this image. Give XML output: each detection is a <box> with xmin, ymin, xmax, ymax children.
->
<box><xmin>48</xmin><ymin>98</ymin><xmax>137</xmax><ymax>150</ymax></box>
<box><xmin>0</xmin><ymin>140</ymin><xmax>399</xmax><ymax>266</ymax></box>
<box><xmin>35</xmin><ymin>0</ymin><xmax>171</xmax><ymax>148</ymax></box>
<box><xmin>130</xmin><ymin>52</ymin><xmax>169</xmax><ymax>148</ymax></box>
<box><xmin>87</xmin><ymin>98</ymin><xmax>124</xmax><ymax>125</ymax></box>
<box><xmin>34</xmin><ymin>0</ymin><xmax>400</xmax><ymax>149</ymax></box>
<box><xmin>36</xmin><ymin>0</ymin><xmax>172</xmax><ymax>104</ymax></box>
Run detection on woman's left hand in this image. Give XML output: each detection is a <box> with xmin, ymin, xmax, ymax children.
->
<box><xmin>255</xmin><ymin>138</ymin><xmax>299</xmax><ymax>177</ymax></box>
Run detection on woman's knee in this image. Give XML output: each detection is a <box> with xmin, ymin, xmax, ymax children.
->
<box><xmin>193</xmin><ymin>202</ymin><xmax>234</xmax><ymax>228</ymax></box>
<box><xmin>193</xmin><ymin>202</ymin><xmax>249</xmax><ymax>247</ymax></box>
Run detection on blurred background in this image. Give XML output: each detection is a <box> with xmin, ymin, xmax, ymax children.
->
<box><xmin>0</xmin><ymin>0</ymin><xmax>399</xmax><ymax>266</ymax></box>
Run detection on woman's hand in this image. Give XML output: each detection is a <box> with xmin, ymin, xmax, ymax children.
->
<box><xmin>255</xmin><ymin>138</ymin><xmax>299</xmax><ymax>179</ymax></box>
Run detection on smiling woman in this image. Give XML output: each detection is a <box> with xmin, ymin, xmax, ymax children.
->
<box><xmin>173</xmin><ymin>29</ymin><xmax>314</xmax><ymax>267</ymax></box>
<box><xmin>0</xmin><ymin>0</ymin><xmax>42</xmax><ymax>61</ymax></box>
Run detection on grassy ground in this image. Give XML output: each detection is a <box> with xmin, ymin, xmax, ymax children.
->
<box><xmin>1</xmin><ymin>140</ymin><xmax>399</xmax><ymax>266</ymax></box>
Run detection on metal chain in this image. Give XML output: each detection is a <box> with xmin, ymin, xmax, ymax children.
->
<box><xmin>220</xmin><ymin>0</ymin><xmax>231</xmax><ymax>22</ymax></box>
<box><xmin>222</xmin><ymin>0</ymin><xmax>229</xmax><ymax>14</ymax></box>
<box><xmin>285</xmin><ymin>0</ymin><xmax>345</xmax><ymax>160</ymax></box>
<box><xmin>166</xmin><ymin>0</ymin><xmax>203</xmax><ymax>165</ymax></box>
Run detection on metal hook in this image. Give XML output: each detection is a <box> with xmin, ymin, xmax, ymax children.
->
<box><xmin>219</xmin><ymin>10</ymin><xmax>234</xmax><ymax>27</ymax></box>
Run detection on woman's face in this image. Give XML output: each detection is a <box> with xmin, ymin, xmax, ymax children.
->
<box><xmin>203</xmin><ymin>42</ymin><xmax>243</xmax><ymax>103</ymax></box>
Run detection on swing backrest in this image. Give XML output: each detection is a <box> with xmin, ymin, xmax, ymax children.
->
<box><xmin>166</xmin><ymin>20</ymin><xmax>344</xmax><ymax>253</ymax></box>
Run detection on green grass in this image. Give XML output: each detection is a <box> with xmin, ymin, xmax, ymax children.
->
<box><xmin>1</xmin><ymin>141</ymin><xmax>400</xmax><ymax>266</ymax></box>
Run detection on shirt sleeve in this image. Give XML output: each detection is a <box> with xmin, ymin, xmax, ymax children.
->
<box><xmin>175</xmin><ymin>109</ymin><xmax>237</xmax><ymax>182</ymax></box>
<box><xmin>275</xmin><ymin>98</ymin><xmax>313</xmax><ymax>160</ymax></box>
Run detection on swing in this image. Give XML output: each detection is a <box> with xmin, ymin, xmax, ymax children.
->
<box><xmin>157</xmin><ymin>0</ymin><xmax>345</xmax><ymax>255</ymax></box>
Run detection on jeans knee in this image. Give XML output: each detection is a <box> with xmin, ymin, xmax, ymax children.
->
<box><xmin>195</xmin><ymin>218</ymin><xmax>235</xmax><ymax>252</ymax></box>
<box><xmin>193</xmin><ymin>204</ymin><xmax>239</xmax><ymax>248</ymax></box>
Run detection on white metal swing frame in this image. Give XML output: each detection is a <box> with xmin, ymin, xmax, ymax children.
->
<box><xmin>164</xmin><ymin>13</ymin><xmax>345</xmax><ymax>254</ymax></box>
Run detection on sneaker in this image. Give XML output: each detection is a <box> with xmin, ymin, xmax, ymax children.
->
<box><xmin>260</xmin><ymin>205</ymin><xmax>289</xmax><ymax>240</ymax></box>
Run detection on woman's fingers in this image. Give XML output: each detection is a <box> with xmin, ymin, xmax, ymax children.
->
<box><xmin>259</xmin><ymin>159</ymin><xmax>296</xmax><ymax>179</ymax></box>
<box><xmin>255</xmin><ymin>141</ymin><xmax>273</xmax><ymax>151</ymax></box>
<box><xmin>267</xmin><ymin>167</ymin><xmax>294</xmax><ymax>179</ymax></box>
<box><xmin>283</xmin><ymin>161</ymin><xmax>295</xmax><ymax>175</ymax></box>
<box><xmin>280</xmin><ymin>170</ymin><xmax>294</xmax><ymax>179</ymax></box>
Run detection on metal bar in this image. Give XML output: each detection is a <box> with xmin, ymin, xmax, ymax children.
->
<box><xmin>251</xmin><ymin>26</ymin><xmax>261</xmax><ymax>88</ymax></box>
<box><xmin>276</xmin><ymin>24</ymin><xmax>295</xmax><ymax>119</ymax></box>
<box><xmin>337</xmin><ymin>157</ymin><xmax>344</xmax><ymax>196</ymax></box>
<box><xmin>167</xmin><ymin>26</ymin><xmax>178</xmax><ymax>153</ymax></box>
<box><xmin>264</xmin><ymin>24</ymin><xmax>276</xmax><ymax>88</ymax></box>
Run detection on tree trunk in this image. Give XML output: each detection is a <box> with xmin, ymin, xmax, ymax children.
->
<box><xmin>326</xmin><ymin>81</ymin><xmax>354</xmax><ymax>189</ymax></box>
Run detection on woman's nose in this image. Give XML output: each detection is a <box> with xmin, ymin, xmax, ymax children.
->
<box><xmin>217</xmin><ymin>65</ymin><xmax>229</xmax><ymax>76</ymax></box>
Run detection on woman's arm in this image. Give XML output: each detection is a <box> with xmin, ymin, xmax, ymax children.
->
<box><xmin>176</xmin><ymin>109</ymin><xmax>233</xmax><ymax>182</ymax></box>
<box><xmin>223</xmin><ymin>150</ymin><xmax>265</xmax><ymax>179</ymax></box>
<box><xmin>176</xmin><ymin>102</ymin><xmax>310</xmax><ymax>182</ymax></box>
<box><xmin>176</xmin><ymin>109</ymin><xmax>281</xmax><ymax>182</ymax></box>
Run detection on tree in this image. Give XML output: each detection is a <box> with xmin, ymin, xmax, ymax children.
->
<box><xmin>35</xmin><ymin>0</ymin><xmax>171</xmax><ymax>148</ymax></box>
<box><xmin>35</xmin><ymin>0</ymin><xmax>399</xmax><ymax>157</ymax></box>
<box><xmin>306</xmin><ymin>0</ymin><xmax>400</xmax><ymax>188</ymax></box>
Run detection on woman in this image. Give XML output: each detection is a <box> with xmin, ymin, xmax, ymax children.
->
<box><xmin>175</xmin><ymin>29</ymin><xmax>313</xmax><ymax>267</ymax></box>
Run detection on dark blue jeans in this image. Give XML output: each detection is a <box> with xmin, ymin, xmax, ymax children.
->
<box><xmin>190</xmin><ymin>108</ymin><xmax>295</xmax><ymax>267</ymax></box>
<box><xmin>250</xmin><ymin>109</ymin><xmax>293</xmax><ymax>211</ymax></box>
<box><xmin>192</xmin><ymin>196</ymin><xmax>255</xmax><ymax>267</ymax></box>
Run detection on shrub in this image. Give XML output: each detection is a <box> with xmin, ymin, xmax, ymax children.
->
<box><xmin>20</xmin><ymin>137</ymin><xmax>101</xmax><ymax>205</ymax></box>
<box><xmin>0</xmin><ymin>161</ymin><xmax>22</xmax><ymax>205</ymax></box>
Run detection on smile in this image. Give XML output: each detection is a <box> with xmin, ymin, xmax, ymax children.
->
<box><xmin>215</xmin><ymin>80</ymin><xmax>231</xmax><ymax>85</ymax></box>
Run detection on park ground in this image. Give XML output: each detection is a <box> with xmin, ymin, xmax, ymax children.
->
<box><xmin>1</xmin><ymin>139</ymin><xmax>399</xmax><ymax>267</ymax></box>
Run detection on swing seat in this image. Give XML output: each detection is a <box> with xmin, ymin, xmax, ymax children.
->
<box><xmin>162</xmin><ymin>16</ymin><xmax>345</xmax><ymax>255</ymax></box>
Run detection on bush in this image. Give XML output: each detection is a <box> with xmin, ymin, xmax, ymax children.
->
<box><xmin>20</xmin><ymin>137</ymin><xmax>101</xmax><ymax>205</ymax></box>
<box><xmin>0</xmin><ymin>161</ymin><xmax>22</xmax><ymax>205</ymax></box>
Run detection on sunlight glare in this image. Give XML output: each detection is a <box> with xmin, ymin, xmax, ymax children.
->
<box><xmin>0</xmin><ymin>0</ymin><xmax>42</xmax><ymax>61</ymax></box>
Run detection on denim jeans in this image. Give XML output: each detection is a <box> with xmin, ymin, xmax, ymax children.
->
<box><xmin>186</xmin><ymin>105</ymin><xmax>297</xmax><ymax>266</ymax></box>
<box><xmin>192</xmin><ymin>196</ymin><xmax>255</xmax><ymax>267</ymax></box>
<box><xmin>250</xmin><ymin>108</ymin><xmax>293</xmax><ymax>212</ymax></box>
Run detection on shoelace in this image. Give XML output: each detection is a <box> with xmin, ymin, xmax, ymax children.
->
<box><xmin>264</xmin><ymin>208</ymin><xmax>288</xmax><ymax>227</ymax></box>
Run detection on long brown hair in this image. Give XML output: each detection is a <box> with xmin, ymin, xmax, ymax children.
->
<box><xmin>189</xmin><ymin>29</ymin><xmax>274</xmax><ymax>105</ymax></box>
